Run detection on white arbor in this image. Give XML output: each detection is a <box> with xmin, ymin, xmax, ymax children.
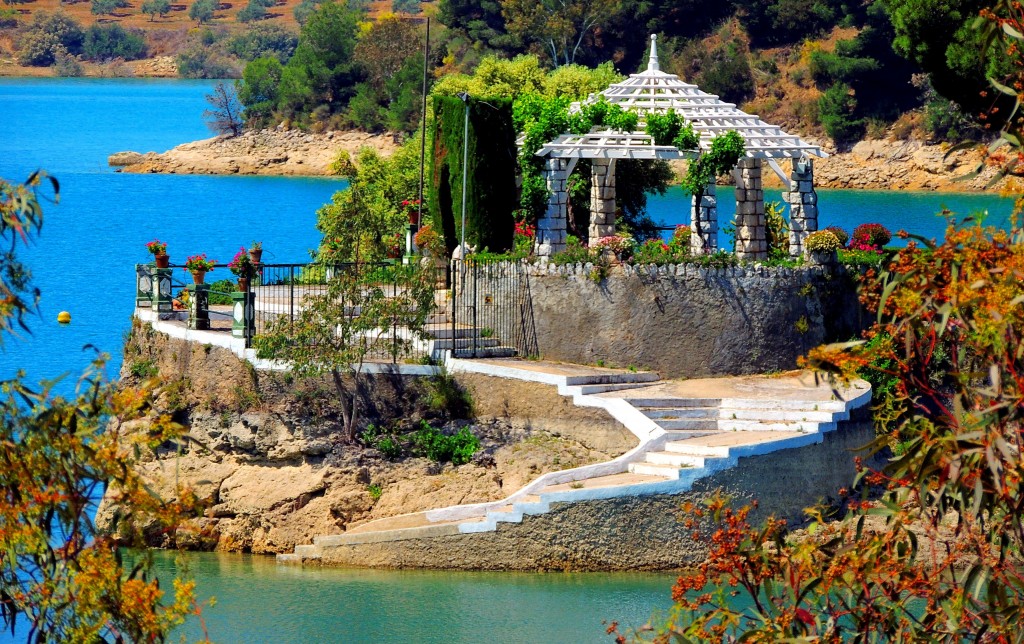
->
<box><xmin>532</xmin><ymin>34</ymin><xmax>828</xmax><ymax>259</ymax></box>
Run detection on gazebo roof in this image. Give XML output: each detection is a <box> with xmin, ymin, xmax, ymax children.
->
<box><xmin>535</xmin><ymin>35</ymin><xmax>827</xmax><ymax>161</ymax></box>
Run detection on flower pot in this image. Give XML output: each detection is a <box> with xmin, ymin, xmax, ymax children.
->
<box><xmin>237</xmin><ymin>276</ymin><xmax>250</xmax><ymax>292</ymax></box>
<box><xmin>249</xmin><ymin>248</ymin><xmax>263</xmax><ymax>264</ymax></box>
<box><xmin>154</xmin><ymin>254</ymin><xmax>170</xmax><ymax>268</ymax></box>
<box><xmin>192</xmin><ymin>270</ymin><xmax>207</xmax><ymax>285</ymax></box>
<box><xmin>807</xmin><ymin>249</ymin><xmax>837</xmax><ymax>266</ymax></box>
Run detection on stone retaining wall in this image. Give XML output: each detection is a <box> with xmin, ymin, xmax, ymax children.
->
<box><xmin>313</xmin><ymin>413</ymin><xmax>876</xmax><ymax>571</ymax></box>
<box><xmin>457</xmin><ymin>261</ymin><xmax>866</xmax><ymax>378</ymax></box>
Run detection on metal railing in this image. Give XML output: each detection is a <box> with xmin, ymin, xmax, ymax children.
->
<box><xmin>137</xmin><ymin>258</ymin><xmax>537</xmax><ymax>363</ymax></box>
<box><xmin>450</xmin><ymin>257</ymin><xmax>538</xmax><ymax>359</ymax></box>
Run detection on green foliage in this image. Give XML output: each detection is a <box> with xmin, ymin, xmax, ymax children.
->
<box><xmin>176</xmin><ymin>39</ymin><xmax>239</xmax><ymax>79</ymax></box>
<box><xmin>410</xmin><ymin>421</ymin><xmax>480</xmax><ymax>465</ymax></box>
<box><xmin>237</xmin><ymin>0</ymin><xmax>268</xmax><ymax>23</ymax></box>
<box><xmin>429</xmin><ymin>95</ymin><xmax>517</xmax><ymax>255</ymax></box>
<box><xmin>392</xmin><ymin>0</ymin><xmax>420</xmax><ymax>13</ymax></box>
<box><xmin>82</xmin><ymin>24</ymin><xmax>147</xmax><ymax>61</ymax></box>
<box><xmin>317</xmin><ymin>143</ymin><xmax>421</xmax><ymax>263</ymax></box>
<box><xmin>549</xmin><ymin>235</ymin><xmax>597</xmax><ymax>265</ymax></box>
<box><xmin>128</xmin><ymin>359</ymin><xmax>159</xmax><ymax>379</ymax></box>
<box><xmin>361</xmin><ymin>425</ymin><xmax>404</xmax><ymax>459</ymax></box>
<box><xmin>818</xmin><ymin>82</ymin><xmax>864</xmax><ymax>145</ymax></box>
<box><xmin>52</xmin><ymin>52</ymin><xmax>83</xmax><ymax>77</ymax></box>
<box><xmin>765</xmin><ymin>201</ymin><xmax>789</xmax><ymax>259</ymax></box>
<box><xmin>17</xmin><ymin>11</ymin><xmax>84</xmax><ymax>66</ymax></box>
<box><xmin>0</xmin><ymin>7</ymin><xmax>19</xmax><ymax>28</ymax></box>
<box><xmin>674</xmin><ymin>22</ymin><xmax>756</xmax><ymax>105</ymax></box>
<box><xmin>141</xmin><ymin>0</ymin><xmax>171</xmax><ymax>20</ymax></box>
<box><xmin>423</xmin><ymin>368</ymin><xmax>474</xmax><ymax>418</ymax></box>
<box><xmin>366</xmin><ymin>483</ymin><xmax>384</xmax><ymax>499</ymax></box>
<box><xmin>737</xmin><ymin>0</ymin><xmax>839</xmax><ymax>46</ymax></box>
<box><xmin>252</xmin><ymin>263</ymin><xmax>436</xmax><ymax>442</ymax></box>
<box><xmin>188</xmin><ymin>0</ymin><xmax>215</xmax><ymax>23</ymax></box>
<box><xmin>276</xmin><ymin>1</ymin><xmax>363</xmax><ymax>127</ymax></box>
<box><xmin>90</xmin><ymin>0</ymin><xmax>129</xmax><ymax>16</ymax></box>
<box><xmin>681</xmin><ymin>132</ymin><xmax>744</xmax><ymax>246</ymax></box>
<box><xmin>237</xmin><ymin>56</ymin><xmax>283</xmax><ymax>127</ymax></box>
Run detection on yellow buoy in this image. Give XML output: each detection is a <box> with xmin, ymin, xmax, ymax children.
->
<box><xmin>57</xmin><ymin>311</ymin><xmax>71</xmax><ymax>324</ymax></box>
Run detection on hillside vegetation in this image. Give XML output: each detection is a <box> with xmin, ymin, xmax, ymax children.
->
<box><xmin>0</xmin><ymin>0</ymin><xmax>1002</xmax><ymax>149</ymax></box>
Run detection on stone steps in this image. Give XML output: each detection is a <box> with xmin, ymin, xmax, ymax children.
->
<box><xmin>277</xmin><ymin>368</ymin><xmax>872</xmax><ymax>566</ymax></box>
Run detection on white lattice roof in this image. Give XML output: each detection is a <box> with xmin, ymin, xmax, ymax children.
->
<box><xmin>535</xmin><ymin>35</ymin><xmax>827</xmax><ymax>161</ymax></box>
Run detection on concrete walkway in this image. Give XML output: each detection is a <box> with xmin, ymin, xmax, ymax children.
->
<box><xmin>278</xmin><ymin>359</ymin><xmax>871</xmax><ymax>564</ymax></box>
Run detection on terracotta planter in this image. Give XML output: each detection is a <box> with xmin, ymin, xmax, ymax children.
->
<box><xmin>249</xmin><ymin>248</ymin><xmax>263</xmax><ymax>264</ymax></box>
<box><xmin>154</xmin><ymin>254</ymin><xmax>170</xmax><ymax>268</ymax></box>
<box><xmin>237</xmin><ymin>276</ymin><xmax>250</xmax><ymax>292</ymax></box>
<box><xmin>192</xmin><ymin>270</ymin><xmax>206</xmax><ymax>285</ymax></box>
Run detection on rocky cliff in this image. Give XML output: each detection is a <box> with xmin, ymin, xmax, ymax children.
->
<box><xmin>98</xmin><ymin>320</ymin><xmax>637</xmax><ymax>554</ymax></box>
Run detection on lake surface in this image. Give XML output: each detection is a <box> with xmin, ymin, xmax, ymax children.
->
<box><xmin>0</xmin><ymin>78</ymin><xmax>1018</xmax><ymax>642</ymax></box>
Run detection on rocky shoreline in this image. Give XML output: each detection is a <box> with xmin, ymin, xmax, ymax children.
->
<box><xmin>110</xmin><ymin>129</ymin><xmax>402</xmax><ymax>176</ymax></box>
<box><xmin>110</xmin><ymin>128</ymin><xmax>1012</xmax><ymax>191</ymax></box>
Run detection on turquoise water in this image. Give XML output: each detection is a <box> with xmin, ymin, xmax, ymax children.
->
<box><xmin>150</xmin><ymin>551</ymin><xmax>676</xmax><ymax>643</ymax></box>
<box><xmin>0</xmin><ymin>78</ymin><xmax>1018</xmax><ymax>641</ymax></box>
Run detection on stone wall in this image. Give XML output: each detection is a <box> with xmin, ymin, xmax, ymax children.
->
<box><xmin>314</xmin><ymin>414</ymin><xmax>877</xmax><ymax>571</ymax></box>
<box><xmin>456</xmin><ymin>261</ymin><xmax>867</xmax><ymax>378</ymax></box>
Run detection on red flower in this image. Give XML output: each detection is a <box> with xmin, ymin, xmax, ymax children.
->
<box><xmin>795</xmin><ymin>608</ymin><xmax>814</xmax><ymax>626</ymax></box>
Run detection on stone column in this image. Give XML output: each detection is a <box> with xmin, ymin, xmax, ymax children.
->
<box><xmin>786</xmin><ymin>157</ymin><xmax>818</xmax><ymax>258</ymax></box>
<box><xmin>690</xmin><ymin>182</ymin><xmax>718</xmax><ymax>253</ymax></box>
<box><xmin>535</xmin><ymin>157</ymin><xmax>569</xmax><ymax>256</ymax></box>
<box><xmin>734</xmin><ymin>157</ymin><xmax>767</xmax><ymax>261</ymax></box>
<box><xmin>588</xmin><ymin>158</ymin><xmax>616</xmax><ymax>242</ymax></box>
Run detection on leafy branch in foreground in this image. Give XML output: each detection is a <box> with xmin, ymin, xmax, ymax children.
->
<box><xmin>0</xmin><ymin>173</ymin><xmax>208</xmax><ymax>642</ymax></box>
<box><xmin>615</xmin><ymin>219</ymin><xmax>1024</xmax><ymax>641</ymax></box>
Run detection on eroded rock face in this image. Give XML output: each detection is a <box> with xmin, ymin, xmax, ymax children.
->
<box><xmin>98</xmin><ymin>320</ymin><xmax>637</xmax><ymax>554</ymax></box>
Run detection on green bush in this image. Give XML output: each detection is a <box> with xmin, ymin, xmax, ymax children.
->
<box><xmin>410</xmin><ymin>421</ymin><xmax>479</xmax><ymax>465</ymax></box>
<box><xmin>17</xmin><ymin>11</ymin><xmax>84</xmax><ymax>66</ymax></box>
<box><xmin>91</xmin><ymin>0</ymin><xmax>129</xmax><ymax>16</ymax></box>
<box><xmin>82</xmin><ymin>24</ymin><xmax>147</xmax><ymax>61</ymax></box>
<box><xmin>237</xmin><ymin>0</ymin><xmax>267</xmax><ymax>23</ymax></box>
<box><xmin>52</xmin><ymin>51</ymin><xmax>83</xmax><ymax>77</ymax></box>
<box><xmin>818</xmin><ymin>82</ymin><xmax>864</xmax><ymax>145</ymax></box>
<box><xmin>550</xmin><ymin>235</ymin><xmax>597</xmax><ymax>265</ymax></box>
<box><xmin>226</xmin><ymin>24</ymin><xmax>297</xmax><ymax>63</ymax></box>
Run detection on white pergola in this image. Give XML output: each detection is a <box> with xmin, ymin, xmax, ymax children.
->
<box><xmin>532</xmin><ymin>35</ymin><xmax>828</xmax><ymax>259</ymax></box>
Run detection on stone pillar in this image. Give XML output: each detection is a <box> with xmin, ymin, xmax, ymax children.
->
<box><xmin>232</xmin><ymin>290</ymin><xmax>255</xmax><ymax>345</ymax></box>
<box><xmin>786</xmin><ymin>157</ymin><xmax>818</xmax><ymax>258</ymax></box>
<box><xmin>690</xmin><ymin>182</ymin><xmax>718</xmax><ymax>254</ymax></box>
<box><xmin>734</xmin><ymin>157</ymin><xmax>767</xmax><ymax>261</ymax></box>
<box><xmin>588</xmin><ymin>158</ymin><xmax>616</xmax><ymax>242</ymax></box>
<box><xmin>188</xmin><ymin>284</ymin><xmax>210</xmax><ymax>330</ymax></box>
<box><xmin>150</xmin><ymin>267</ymin><xmax>173</xmax><ymax>313</ymax></box>
<box><xmin>535</xmin><ymin>157</ymin><xmax>569</xmax><ymax>256</ymax></box>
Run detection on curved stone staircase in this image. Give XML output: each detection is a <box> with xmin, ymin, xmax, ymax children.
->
<box><xmin>278</xmin><ymin>361</ymin><xmax>871</xmax><ymax>564</ymax></box>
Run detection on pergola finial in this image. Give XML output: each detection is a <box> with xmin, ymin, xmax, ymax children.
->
<box><xmin>648</xmin><ymin>34</ymin><xmax>659</xmax><ymax>72</ymax></box>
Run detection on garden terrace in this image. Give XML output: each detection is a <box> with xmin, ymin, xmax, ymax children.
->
<box><xmin>531</xmin><ymin>35</ymin><xmax>827</xmax><ymax>260</ymax></box>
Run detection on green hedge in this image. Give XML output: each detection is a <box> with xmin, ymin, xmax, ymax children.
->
<box><xmin>429</xmin><ymin>95</ymin><xmax>517</xmax><ymax>255</ymax></box>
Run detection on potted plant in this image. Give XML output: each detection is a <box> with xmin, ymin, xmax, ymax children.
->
<box><xmin>402</xmin><ymin>199</ymin><xmax>421</xmax><ymax>226</ymax></box>
<box><xmin>804</xmin><ymin>230</ymin><xmax>841</xmax><ymax>265</ymax></box>
<box><xmin>592</xmin><ymin>232</ymin><xmax>635</xmax><ymax>264</ymax></box>
<box><xmin>146</xmin><ymin>239</ymin><xmax>169</xmax><ymax>268</ymax></box>
<box><xmin>249</xmin><ymin>241</ymin><xmax>263</xmax><ymax>264</ymax></box>
<box><xmin>228</xmin><ymin>247</ymin><xmax>254</xmax><ymax>291</ymax></box>
<box><xmin>413</xmin><ymin>223</ymin><xmax>446</xmax><ymax>258</ymax></box>
<box><xmin>184</xmin><ymin>253</ymin><xmax>216</xmax><ymax>284</ymax></box>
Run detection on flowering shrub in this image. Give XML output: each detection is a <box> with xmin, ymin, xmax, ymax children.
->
<box><xmin>592</xmin><ymin>233</ymin><xmax>635</xmax><ymax>258</ymax></box>
<box><xmin>145</xmin><ymin>239</ymin><xmax>167</xmax><ymax>256</ymax></box>
<box><xmin>227</xmin><ymin>247</ymin><xmax>253</xmax><ymax>276</ymax></box>
<box><xmin>413</xmin><ymin>224</ymin><xmax>446</xmax><ymax>256</ymax></box>
<box><xmin>851</xmin><ymin>223</ymin><xmax>891</xmax><ymax>250</ymax></box>
<box><xmin>804</xmin><ymin>229</ymin><xmax>842</xmax><ymax>253</ymax></box>
<box><xmin>823</xmin><ymin>225</ymin><xmax>849</xmax><ymax>247</ymax></box>
<box><xmin>183</xmin><ymin>253</ymin><xmax>215</xmax><ymax>272</ymax></box>
<box><xmin>513</xmin><ymin>220</ymin><xmax>536</xmax><ymax>255</ymax></box>
<box><xmin>550</xmin><ymin>235</ymin><xmax>597</xmax><ymax>266</ymax></box>
<box><xmin>672</xmin><ymin>225</ymin><xmax>691</xmax><ymax>248</ymax></box>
